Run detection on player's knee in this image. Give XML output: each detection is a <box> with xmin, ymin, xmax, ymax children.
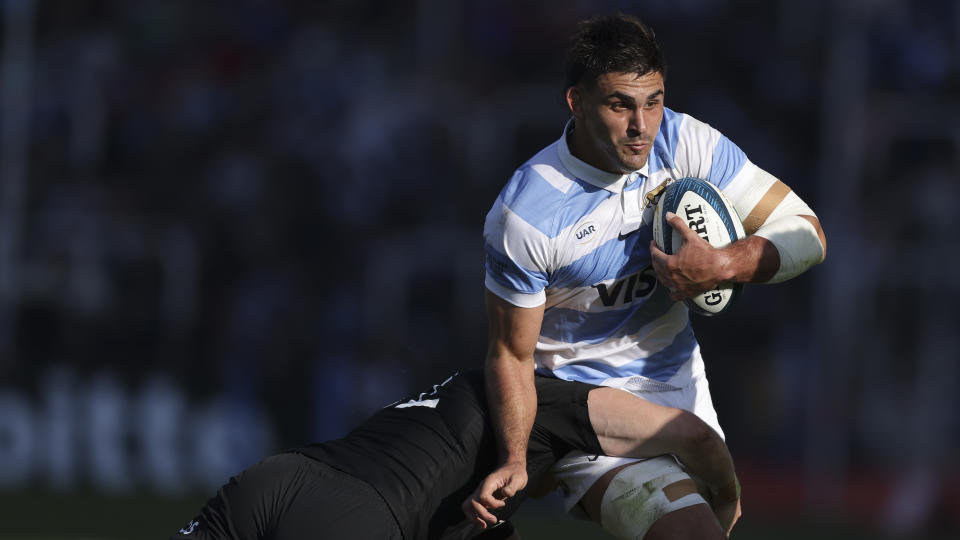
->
<box><xmin>674</xmin><ymin>410</ymin><xmax>716</xmax><ymax>455</ymax></box>
<box><xmin>598</xmin><ymin>456</ymin><xmax>714</xmax><ymax>540</ymax></box>
<box><xmin>643</xmin><ymin>504</ymin><xmax>725</xmax><ymax>540</ymax></box>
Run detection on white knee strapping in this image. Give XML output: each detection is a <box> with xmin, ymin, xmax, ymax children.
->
<box><xmin>599</xmin><ymin>456</ymin><xmax>706</xmax><ymax>540</ymax></box>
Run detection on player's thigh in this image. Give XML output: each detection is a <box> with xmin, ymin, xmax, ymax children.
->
<box><xmin>531</xmin><ymin>375</ymin><xmax>603</xmax><ymax>456</ymax></box>
<box><xmin>170</xmin><ymin>453</ymin><xmax>302</xmax><ymax>540</ymax></box>
<box><xmin>583</xmin><ymin>456</ymin><xmax>722</xmax><ymax>540</ymax></box>
<box><xmin>271</xmin><ymin>457</ymin><xmax>401</xmax><ymax>540</ymax></box>
<box><xmin>585</xmin><ymin>386</ymin><xmax>695</xmax><ymax>457</ymax></box>
<box><xmin>170</xmin><ymin>453</ymin><xmax>401</xmax><ymax>540</ymax></box>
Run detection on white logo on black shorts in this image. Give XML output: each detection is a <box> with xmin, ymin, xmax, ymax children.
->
<box><xmin>179</xmin><ymin>519</ymin><xmax>199</xmax><ymax>535</ymax></box>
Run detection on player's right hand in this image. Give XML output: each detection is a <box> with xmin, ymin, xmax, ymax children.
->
<box><xmin>650</xmin><ymin>212</ymin><xmax>729</xmax><ymax>301</ymax></box>
<box><xmin>461</xmin><ymin>461</ymin><xmax>528</xmax><ymax>529</ymax></box>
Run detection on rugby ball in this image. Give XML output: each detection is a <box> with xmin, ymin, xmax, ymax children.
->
<box><xmin>652</xmin><ymin>177</ymin><xmax>746</xmax><ymax>316</ymax></box>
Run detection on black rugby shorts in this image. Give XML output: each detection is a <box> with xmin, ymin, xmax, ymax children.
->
<box><xmin>531</xmin><ymin>373</ymin><xmax>603</xmax><ymax>458</ymax></box>
<box><xmin>168</xmin><ymin>452</ymin><xmax>401</xmax><ymax>540</ymax></box>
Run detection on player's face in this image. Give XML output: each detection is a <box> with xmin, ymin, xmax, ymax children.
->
<box><xmin>566</xmin><ymin>71</ymin><xmax>665</xmax><ymax>174</ymax></box>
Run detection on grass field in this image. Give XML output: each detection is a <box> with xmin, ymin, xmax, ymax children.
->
<box><xmin>0</xmin><ymin>488</ymin><xmax>954</xmax><ymax>539</ymax></box>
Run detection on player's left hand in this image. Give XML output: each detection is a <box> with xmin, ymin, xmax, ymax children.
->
<box><xmin>650</xmin><ymin>212</ymin><xmax>729</xmax><ymax>301</ymax></box>
<box><xmin>461</xmin><ymin>461</ymin><xmax>527</xmax><ymax>529</ymax></box>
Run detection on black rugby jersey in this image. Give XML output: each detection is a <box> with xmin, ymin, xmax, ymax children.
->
<box><xmin>297</xmin><ymin>370</ymin><xmax>600</xmax><ymax>540</ymax></box>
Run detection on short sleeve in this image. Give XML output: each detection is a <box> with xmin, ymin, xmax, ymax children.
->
<box><xmin>483</xmin><ymin>180</ymin><xmax>553</xmax><ymax>309</ymax></box>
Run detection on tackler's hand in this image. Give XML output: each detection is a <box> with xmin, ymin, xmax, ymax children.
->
<box><xmin>650</xmin><ymin>212</ymin><xmax>729</xmax><ymax>301</ymax></box>
<box><xmin>461</xmin><ymin>461</ymin><xmax>527</xmax><ymax>529</ymax></box>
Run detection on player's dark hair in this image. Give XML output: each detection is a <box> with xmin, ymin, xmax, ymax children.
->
<box><xmin>564</xmin><ymin>14</ymin><xmax>667</xmax><ymax>91</ymax></box>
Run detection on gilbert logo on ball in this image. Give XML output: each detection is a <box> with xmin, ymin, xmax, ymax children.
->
<box><xmin>652</xmin><ymin>177</ymin><xmax>746</xmax><ymax>316</ymax></box>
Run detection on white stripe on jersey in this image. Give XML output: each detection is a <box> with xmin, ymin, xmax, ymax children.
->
<box><xmin>672</xmin><ymin>115</ymin><xmax>723</xmax><ymax>181</ymax></box>
<box><xmin>537</xmin><ymin>302</ymin><xmax>688</xmax><ymax>364</ymax></box>
<box><xmin>718</xmin><ymin>160</ymin><xmax>779</xmax><ymax>220</ymax></box>
<box><xmin>531</xmin><ymin>162</ymin><xmax>576</xmax><ymax>193</ymax></box>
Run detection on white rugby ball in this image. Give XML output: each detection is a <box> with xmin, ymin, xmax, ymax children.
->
<box><xmin>652</xmin><ymin>177</ymin><xmax>746</xmax><ymax>316</ymax></box>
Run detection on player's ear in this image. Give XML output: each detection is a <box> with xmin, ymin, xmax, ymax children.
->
<box><xmin>565</xmin><ymin>86</ymin><xmax>582</xmax><ymax>116</ymax></box>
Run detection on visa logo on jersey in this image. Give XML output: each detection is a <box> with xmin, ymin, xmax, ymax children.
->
<box><xmin>593</xmin><ymin>266</ymin><xmax>658</xmax><ymax>307</ymax></box>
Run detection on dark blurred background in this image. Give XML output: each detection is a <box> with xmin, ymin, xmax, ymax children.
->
<box><xmin>0</xmin><ymin>0</ymin><xmax>957</xmax><ymax>538</ymax></box>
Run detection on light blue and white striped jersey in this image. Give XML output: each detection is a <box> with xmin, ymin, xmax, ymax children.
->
<box><xmin>483</xmin><ymin>107</ymin><xmax>782</xmax><ymax>389</ymax></box>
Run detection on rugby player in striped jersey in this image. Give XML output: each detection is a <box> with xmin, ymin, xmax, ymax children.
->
<box><xmin>472</xmin><ymin>13</ymin><xmax>826</xmax><ymax>540</ymax></box>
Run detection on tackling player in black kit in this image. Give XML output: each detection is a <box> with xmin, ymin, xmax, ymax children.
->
<box><xmin>170</xmin><ymin>370</ymin><xmax>736</xmax><ymax>540</ymax></box>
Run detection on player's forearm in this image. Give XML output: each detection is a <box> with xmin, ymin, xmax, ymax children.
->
<box><xmin>464</xmin><ymin>356</ymin><xmax>536</xmax><ymax>527</ymax></box>
<box><xmin>719</xmin><ymin>215</ymin><xmax>826</xmax><ymax>284</ymax></box>
<box><xmin>715</xmin><ymin>234</ymin><xmax>779</xmax><ymax>283</ymax></box>
<box><xmin>483</xmin><ymin>291</ymin><xmax>544</xmax><ymax>466</ymax></box>
<box><xmin>485</xmin><ymin>351</ymin><xmax>537</xmax><ymax>465</ymax></box>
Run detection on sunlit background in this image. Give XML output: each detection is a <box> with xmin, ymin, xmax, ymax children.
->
<box><xmin>0</xmin><ymin>0</ymin><xmax>957</xmax><ymax>538</ymax></box>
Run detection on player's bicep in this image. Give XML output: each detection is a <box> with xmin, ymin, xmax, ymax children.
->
<box><xmin>721</xmin><ymin>161</ymin><xmax>817</xmax><ymax>230</ymax></box>
<box><xmin>482</xmin><ymin>192</ymin><xmax>551</xmax><ymax>362</ymax></box>
<box><xmin>485</xmin><ymin>290</ymin><xmax>543</xmax><ymax>363</ymax></box>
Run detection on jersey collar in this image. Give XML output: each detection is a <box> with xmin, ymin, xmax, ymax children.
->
<box><xmin>558</xmin><ymin>119</ymin><xmax>649</xmax><ymax>193</ymax></box>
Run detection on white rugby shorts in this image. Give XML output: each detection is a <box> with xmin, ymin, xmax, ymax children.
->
<box><xmin>550</xmin><ymin>346</ymin><xmax>724</xmax><ymax>513</ymax></box>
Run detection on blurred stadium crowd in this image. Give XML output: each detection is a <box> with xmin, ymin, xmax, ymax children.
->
<box><xmin>0</xmin><ymin>0</ymin><xmax>958</xmax><ymax>537</ymax></box>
